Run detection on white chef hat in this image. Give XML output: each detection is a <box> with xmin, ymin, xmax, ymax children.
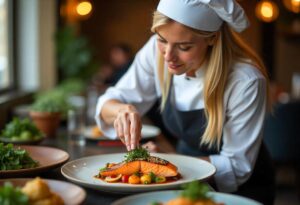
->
<box><xmin>157</xmin><ymin>0</ymin><xmax>249</xmax><ymax>33</ymax></box>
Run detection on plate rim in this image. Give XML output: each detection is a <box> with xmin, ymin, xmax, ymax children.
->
<box><xmin>0</xmin><ymin>145</ymin><xmax>69</xmax><ymax>176</ymax></box>
<box><xmin>111</xmin><ymin>190</ymin><xmax>263</xmax><ymax>205</ymax></box>
<box><xmin>61</xmin><ymin>153</ymin><xmax>216</xmax><ymax>193</ymax></box>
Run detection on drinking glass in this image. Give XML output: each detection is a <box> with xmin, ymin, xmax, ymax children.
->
<box><xmin>67</xmin><ymin>109</ymin><xmax>86</xmax><ymax>146</ymax></box>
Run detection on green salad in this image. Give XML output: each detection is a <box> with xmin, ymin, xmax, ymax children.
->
<box><xmin>0</xmin><ymin>143</ymin><xmax>39</xmax><ymax>171</ymax></box>
<box><xmin>0</xmin><ymin>182</ymin><xmax>29</xmax><ymax>205</ymax></box>
<box><xmin>1</xmin><ymin>118</ymin><xmax>42</xmax><ymax>141</ymax></box>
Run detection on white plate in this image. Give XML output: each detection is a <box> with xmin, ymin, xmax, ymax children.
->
<box><xmin>61</xmin><ymin>153</ymin><xmax>216</xmax><ymax>193</ymax></box>
<box><xmin>112</xmin><ymin>190</ymin><xmax>262</xmax><ymax>205</ymax></box>
<box><xmin>84</xmin><ymin>124</ymin><xmax>161</xmax><ymax>141</ymax></box>
<box><xmin>141</xmin><ymin>124</ymin><xmax>161</xmax><ymax>138</ymax></box>
<box><xmin>0</xmin><ymin>178</ymin><xmax>86</xmax><ymax>205</ymax></box>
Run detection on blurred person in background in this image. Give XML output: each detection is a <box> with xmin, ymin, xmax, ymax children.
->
<box><xmin>102</xmin><ymin>43</ymin><xmax>133</xmax><ymax>86</ymax></box>
<box><xmin>91</xmin><ymin>43</ymin><xmax>133</xmax><ymax>91</ymax></box>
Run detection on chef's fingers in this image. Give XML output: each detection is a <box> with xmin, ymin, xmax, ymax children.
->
<box><xmin>114</xmin><ymin>118</ymin><xmax>124</xmax><ymax>144</ymax></box>
<box><xmin>120</xmin><ymin>113</ymin><xmax>131</xmax><ymax>151</ymax></box>
<box><xmin>129</xmin><ymin>113</ymin><xmax>141</xmax><ymax>150</ymax></box>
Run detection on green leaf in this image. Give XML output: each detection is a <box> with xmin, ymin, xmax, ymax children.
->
<box><xmin>149</xmin><ymin>172</ymin><xmax>156</xmax><ymax>182</ymax></box>
<box><xmin>55</xmin><ymin>25</ymin><xmax>99</xmax><ymax>80</ymax></box>
<box><xmin>180</xmin><ymin>181</ymin><xmax>211</xmax><ymax>201</ymax></box>
<box><xmin>0</xmin><ymin>143</ymin><xmax>38</xmax><ymax>171</ymax></box>
<box><xmin>0</xmin><ymin>182</ymin><xmax>29</xmax><ymax>205</ymax></box>
<box><xmin>1</xmin><ymin>117</ymin><xmax>42</xmax><ymax>139</ymax></box>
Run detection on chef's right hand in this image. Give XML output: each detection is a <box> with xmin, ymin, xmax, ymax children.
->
<box><xmin>113</xmin><ymin>104</ymin><xmax>142</xmax><ymax>151</ymax></box>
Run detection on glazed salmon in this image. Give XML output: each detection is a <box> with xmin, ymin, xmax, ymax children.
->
<box><xmin>100</xmin><ymin>156</ymin><xmax>178</xmax><ymax>177</ymax></box>
<box><xmin>100</xmin><ymin>161</ymin><xmax>140</xmax><ymax>176</ymax></box>
<box><xmin>140</xmin><ymin>160</ymin><xmax>177</xmax><ymax>177</ymax></box>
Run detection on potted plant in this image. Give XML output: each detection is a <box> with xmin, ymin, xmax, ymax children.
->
<box><xmin>29</xmin><ymin>91</ymin><xmax>69</xmax><ymax>138</ymax></box>
<box><xmin>56</xmin><ymin>25</ymin><xmax>99</xmax><ymax>81</ymax></box>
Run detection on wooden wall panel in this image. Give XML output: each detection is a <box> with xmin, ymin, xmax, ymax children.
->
<box><xmin>80</xmin><ymin>0</ymin><xmax>159</xmax><ymax>62</ymax></box>
<box><xmin>79</xmin><ymin>1</ymin><xmax>261</xmax><ymax>64</ymax></box>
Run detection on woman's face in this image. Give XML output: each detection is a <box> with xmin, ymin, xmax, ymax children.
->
<box><xmin>156</xmin><ymin>22</ymin><xmax>209</xmax><ymax>76</ymax></box>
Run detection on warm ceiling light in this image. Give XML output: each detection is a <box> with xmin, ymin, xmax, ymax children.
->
<box><xmin>76</xmin><ymin>1</ymin><xmax>92</xmax><ymax>16</ymax></box>
<box><xmin>255</xmin><ymin>0</ymin><xmax>279</xmax><ymax>23</ymax></box>
<box><xmin>283</xmin><ymin>0</ymin><xmax>300</xmax><ymax>13</ymax></box>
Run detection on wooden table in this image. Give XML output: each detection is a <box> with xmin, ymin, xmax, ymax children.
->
<box><xmin>38</xmin><ymin>132</ymin><xmax>176</xmax><ymax>205</ymax></box>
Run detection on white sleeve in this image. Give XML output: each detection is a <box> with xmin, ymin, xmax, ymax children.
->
<box><xmin>209</xmin><ymin>77</ymin><xmax>267</xmax><ymax>192</ymax></box>
<box><xmin>94</xmin><ymin>36</ymin><xmax>158</xmax><ymax>139</ymax></box>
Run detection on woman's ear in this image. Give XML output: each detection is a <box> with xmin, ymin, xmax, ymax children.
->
<box><xmin>207</xmin><ymin>32</ymin><xmax>219</xmax><ymax>46</ymax></box>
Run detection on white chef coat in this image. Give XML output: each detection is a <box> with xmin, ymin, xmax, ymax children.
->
<box><xmin>95</xmin><ymin>35</ymin><xmax>267</xmax><ymax>193</ymax></box>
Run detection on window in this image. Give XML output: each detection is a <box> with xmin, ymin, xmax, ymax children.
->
<box><xmin>0</xmin><ymin>0</ymin><xmax>13</xmax><ymax>92</ymax></box>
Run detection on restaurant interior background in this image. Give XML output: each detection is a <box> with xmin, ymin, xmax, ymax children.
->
<box><xmin>0</xmin><ymin>0</ymin><xmax>299</xmax><ymax>204</ymax></box>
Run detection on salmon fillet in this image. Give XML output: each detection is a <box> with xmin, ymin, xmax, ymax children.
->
<box><xmin>100</xmin><ymin>161</ymin><xmax>140</xmax><ymax>176</ymax></box>
<box><xmin>100</xmin><ymin>156</ymin><xmax>178</xmax><ymax>177</ymax></box>
<box><xmin>140</xmin><ymin>161</ymin><xmax>177</xmax><ymax>177</ymax></box>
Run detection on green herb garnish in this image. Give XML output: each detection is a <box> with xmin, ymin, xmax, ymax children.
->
<box><xmin>133</xmin><ymin>171</ymin><xmax>140</xmax><ymax>177</ymax></box>
<box><xmin>0</xmin><ymin>143</ymin><xmax>39</xmax><ymax>171</ymax></box>
<box><xmin>0</xmin><ymin>182</ymin><xmax>29</xmax><ymax>205</ymax></box>
<box><xmin>149</xmin><ymin>172</ymin><xmax>156</xmax><ymax>182</ymax></box>
<box><xmin>181</xmin><ymin>181</ymin><xmax>211</xmax><ymax>201</ymax></box>
<box><xmin>124</xmin><ymin>147</ymin><xmax>150</xmax><ymax>162</ymax></box>
<box><xmin>99</xmin><ymin>167</ymin><xmax>107</xmax><ymax>172</ymax></box>
<box><xmin>150</xmin><ymin>202</ymin><xmax>161</xmax><ymax>205</ymax></box>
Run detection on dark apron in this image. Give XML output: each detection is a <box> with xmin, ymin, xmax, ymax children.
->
<box><xmin>161</xmin><ymin>80</ymin><xmax>275</xmax><ymax>205</ymax></box>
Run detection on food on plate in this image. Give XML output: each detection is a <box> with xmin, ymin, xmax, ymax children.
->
<box><xmin>151</xmin><ymin>181</ymin><xmax>224</xmax><ymax>205</ymax></box>
<box><xmin>96</xmin><ymin>148</ymin><xmax>180</xmax><ymax>184</ymax></box>
<box><xmin>22</xmin><ymin>177</ymin><xmax>64</xmax><ymax>205</ymax></box>
<box><xmin>0</xmin><ymin>178</ymin><xmax>64</xmax><ymax>205</ymax></box>
<box><xmin>0</xmin><ymin>182</ymin><xmax>29</xmax><ymax>205</ymax></box>
<box><xmin>91</xmin><ymin>126</ymin><xmax>103</xmax><ymax>137</ymax></box>
<box><xmin>0</xmin><ymin>143</ymin><xmax>39</xmax><ymax>171</ymax></box>
<box><xmin>1</xmin><ymin>117</ymin><xmax>43</xmax><ymax>142</ymax></box>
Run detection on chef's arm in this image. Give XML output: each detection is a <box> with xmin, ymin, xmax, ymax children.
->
<box><xmin>100</xmin><ymin>99</ymin><xmax>138</xmax><ymax>125</ymax></box>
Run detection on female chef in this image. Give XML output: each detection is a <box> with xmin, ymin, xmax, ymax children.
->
<box><xmin>95</xmin><ymin>0</ymin><xmax>275</xmax><ymax>204</ymax></box>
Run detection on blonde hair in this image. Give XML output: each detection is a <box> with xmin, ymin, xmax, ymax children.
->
<box><xmin>152</xmin><ymin>11</ymin><xmax>270</xmax><ymax>149</ymax></box>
